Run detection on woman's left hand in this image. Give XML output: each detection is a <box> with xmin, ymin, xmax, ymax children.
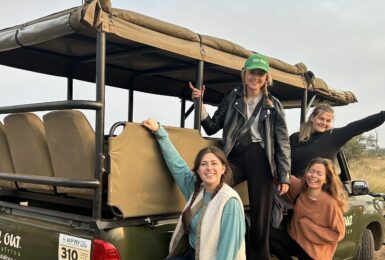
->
<box><xmin>142</xmin><ymin>118</ymin><xmax>160</xmax><ymax>132</ymax></box>
<box><xmin>277</xmin><ymin>183</ymin><xmax>289</xmax><ymax>195</ymax></box>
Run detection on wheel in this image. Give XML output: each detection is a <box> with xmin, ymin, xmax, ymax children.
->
<box><xmin>356</xmin><ymin>229</ymin><xmax>374</xmax><ymax>260</ymax></box>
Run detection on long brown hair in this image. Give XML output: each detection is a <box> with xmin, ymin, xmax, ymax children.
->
<box><xmin>299</xmin><ymin>103</ymin><xmax>334</xmax><ymax>142</ymax></box>
<box><xmin>181</xmin><ymin>146</ymin><xmax>233</xmax><ymax>232</ymax></box>
<box><xmin>302</xmin><ymin>157</ymin><xmax>348</xmax><ymax>213</ymax></box>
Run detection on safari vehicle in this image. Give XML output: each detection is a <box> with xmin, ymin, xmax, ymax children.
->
<box><xmin>0</xmin><ymin>1</ymin><xmax>383</xmax><ymax>259</ymax></box>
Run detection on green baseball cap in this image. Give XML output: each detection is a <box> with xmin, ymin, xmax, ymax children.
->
<box><xmin>244</xmin><ymin>53</ymin><xmax>269</xmax><ymax>72</ymax></box>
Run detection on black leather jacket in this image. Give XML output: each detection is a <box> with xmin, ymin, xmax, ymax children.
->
<box><xmin>201</xmin><ymin>86</ymin><xmax>291</xmax><ymax>184</ymax></box>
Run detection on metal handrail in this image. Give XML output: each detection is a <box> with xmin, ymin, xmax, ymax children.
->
<box><xmin>0</xmin><ymin>100</ymin><xmax>102</xmax><ymax>114</ymax></box>
<box><xmin>0</xmin><ymin>172</ymin><xmax>100</xmax><ymax>188</ymax></box>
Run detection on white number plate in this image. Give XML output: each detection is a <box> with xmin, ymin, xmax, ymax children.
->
<box><xmin>58</xmin><ymin>234</ymin><xmax>92</xmax><ymax>260</ymax></box>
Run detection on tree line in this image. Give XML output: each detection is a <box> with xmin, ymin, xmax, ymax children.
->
<box><xmin>343</xmin><ymin>133</ymin><xmax>385</xmax><ymax>160</ymax></box>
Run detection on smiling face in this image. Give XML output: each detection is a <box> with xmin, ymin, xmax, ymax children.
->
<box><xmin>244</xmin><ymin>69</ymin><xmax>267</xmax><ymax>94</ymax></box>
<box><xmin>305</xmin><ymin>163</ymin><xmax>327</xmax><ymax>191</ymax></box>
<box><xmin>197</xmin><ymin>152</ymin><xmax>226</xmax><ymax>193</ymax></box>
<box><xmin>310</xmin><ymin>112</ymin><xmax>333</xmax><ymax>133</ymax></box>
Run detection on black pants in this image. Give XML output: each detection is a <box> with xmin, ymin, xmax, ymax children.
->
<box><xmin>270</xmin><ymin>227</ymin><xmax>312</xmax><ymax>260</ymax></box>
<box><xmin>230</xmin><ymin>143</ymin><xmax>273</xmax><ymax>260</ymax></box>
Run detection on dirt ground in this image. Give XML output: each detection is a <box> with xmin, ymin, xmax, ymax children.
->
<box><xmin>374</xmin><ymin>244</ymin><xmax>385</xmax><ymax>259</ymax></box>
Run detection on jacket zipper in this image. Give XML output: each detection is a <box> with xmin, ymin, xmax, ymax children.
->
<box><xmin>226</xmin><ymin>101</ymin><xmax>247</xmax><ymax>155</ymax></box>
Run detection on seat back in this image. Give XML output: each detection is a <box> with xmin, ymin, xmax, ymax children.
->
<box><xmin>43</xmin><ymin>110</ymin><xmax>95</xmax><ymax>197</ymax></box>
<box><xmin>0</xmin><ymin>122</ymin><xmax>16</xmax><ymax>189</ymax></box>
<box><xmin>4</xmin><ymin>113</ymin><xmax>54</xmax><ymax>192</ymax></box>
<box><xmin>108</xmin><ymin>122</ymin><xmax>249</xmax><ymax>218</ymax></box>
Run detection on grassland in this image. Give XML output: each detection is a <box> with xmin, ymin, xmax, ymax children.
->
<box><xmin>348</xmin><ymin>156</ymin><xmax>385</xmax><ymax>193</ymax></box>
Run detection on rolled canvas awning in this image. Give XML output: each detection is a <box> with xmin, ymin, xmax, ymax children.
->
<box><xmin>0</xmin><ymin>0</ymin><xmax>357</xmax><ymax>107</ymax></box>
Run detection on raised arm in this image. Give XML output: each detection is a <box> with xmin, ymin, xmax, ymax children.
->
<box><xmin>200</xmin><ymin>88</ymin><xmax>231</xmax><ymax>136</ymax></box>
<box><xmin>334</xmin><ymin>111</ymin><xmax>385</xmax><ymax>146</ymax></box>
<box><xmin>142</xmin><ymin>118</ymin><xmax>195</xmax><ymax>199</ymax></box>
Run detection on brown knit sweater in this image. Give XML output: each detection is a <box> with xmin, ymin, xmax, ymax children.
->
<box><xmin>287</xmin><ymin>176</ymin><xmax>345</xmax><ymax>260</ymax></box>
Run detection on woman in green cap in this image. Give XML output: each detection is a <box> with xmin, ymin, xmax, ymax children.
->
<box><xmin>189</xmin><ymin>53</ymin><xmax>291</xmax><ymax>259</ymax></box>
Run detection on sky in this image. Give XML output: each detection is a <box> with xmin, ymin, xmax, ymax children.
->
<box><xmin>0</xmin><ymin>0</ymin><xmax>384</xmax><ymax>146</ymax></box>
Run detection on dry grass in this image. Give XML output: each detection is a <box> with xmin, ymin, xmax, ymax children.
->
<box><xmin>348</xmin><ymin>156</ymin><xmax>385</xmax><ymax>193</ymax></box>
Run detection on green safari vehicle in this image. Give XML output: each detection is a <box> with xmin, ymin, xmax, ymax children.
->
<box><xmin>0</xmin><ymin>1</ymin><xmax>383</xmax><ymax>259</ymax></box>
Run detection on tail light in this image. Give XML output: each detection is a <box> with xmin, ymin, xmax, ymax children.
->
<box><xmin>92</xmin><ymin>239</ymin><xmax>120</xmax><ymax>260</ymax></box>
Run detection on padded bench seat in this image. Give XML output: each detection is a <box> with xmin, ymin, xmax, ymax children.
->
<box><xmin>0</xmin><ymin>122</ymin><xmax>16</xmax><ymax>189</ymax></box>
<box><xmin>4</xmin><ymin>113</ymin><xmax>54</xmax><ymax>192</ymax></box>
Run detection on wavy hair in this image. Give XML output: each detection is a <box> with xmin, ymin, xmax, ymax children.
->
<box><xmin>299</xmin><ymin>103</ymin><xmax>334</xmax><ymax>142</ymax></box>
<box><xmin>302</xmin><ymin>157</ymin><xmax>348</xmax><ymax>213</ymax></box>
<box><xmin>181</xmin><ymin>146</ymin><xmax>233</xmax><ymax>232</ymax></box>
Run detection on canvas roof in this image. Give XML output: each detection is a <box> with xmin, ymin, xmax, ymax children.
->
<box><xmin>0</xmin><ymin>0</ymin><xmax>357</xmax><ymax>107</ymax></box>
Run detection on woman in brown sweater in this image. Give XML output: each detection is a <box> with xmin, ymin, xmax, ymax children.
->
<box><xmin>270</xmin><ymin>158</ymin><xmax>348</xmax><ymax>260</ymax></box>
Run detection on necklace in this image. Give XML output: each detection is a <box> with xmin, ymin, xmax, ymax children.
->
<box><xmin>307</xmin><ymin>195</ymin><xmax>318</xmax><ymax>201</ymax></box>
<box><xmin>307</xmin><ymin>193</ymin><xmax>319</xmax><ymax>200</ymax></box>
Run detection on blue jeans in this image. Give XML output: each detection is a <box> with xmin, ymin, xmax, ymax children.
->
<box><xmin>167</xmin><ymin>248</ymin><xmax>195</xmax><ymax>260</ymax></box>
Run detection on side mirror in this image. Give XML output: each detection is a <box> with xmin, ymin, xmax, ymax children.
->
<box><xmin>351</xmin><ymin>180</ymin><xmax>369</xmax><ymax>196</ymax></box>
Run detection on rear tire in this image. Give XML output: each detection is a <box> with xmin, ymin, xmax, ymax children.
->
<box><xmin>356</xmin><ymin>229</ymin><xmax>374</xmax><ymax>260</ymax></box>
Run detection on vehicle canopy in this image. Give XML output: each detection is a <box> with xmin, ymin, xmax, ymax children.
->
<box><xmin>0</xmin><ymin>0</ymin><xmax>357</xmax><ymax>220</ymax></box>
<box><xmin>0</xmin><ymin>0</ymin><xmax>356</xmax><ymax>107</ymax></box>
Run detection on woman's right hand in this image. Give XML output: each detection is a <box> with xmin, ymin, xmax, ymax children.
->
<box><xmin>142</xmin><ymin>118</ymin><xmax>160</xmax><ymax>132</ymax></box>
<box><xmin>189</xmin><ymin>82</ymin><xmax>205</xmax><ymax>100</ymax></box>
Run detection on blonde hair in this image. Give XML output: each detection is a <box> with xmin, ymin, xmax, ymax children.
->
<box><xmin>302</xmin><ymin>157</ymin><xmax>349</xmax><ymax>213</ymax></box>
<box><xmin>241</xmin><ymin>70</ymin><xmax>273</xmax><ymax>107</ymax></box>
<box><xmin>299</xmin><ymin>103</ymin><xmax>334</xmax><ymax>141</ymax></box>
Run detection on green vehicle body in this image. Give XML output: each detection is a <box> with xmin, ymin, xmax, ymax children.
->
<box><xmin>0</xmin><ymin>211</ymin><xmax>174</xmax><ymax>259</ymax></box>
<box><xmin>334</xmin><ymin>189</ymin><xmax>385</xmax><ymax>259</ymax></box>
<box><xmin>333</xmin><ymin>152</ymin><xmax>385</xmax><ymax>259</ymax></box>
<box><xmin>0</xmin><ymin>1</ymin><xmax>383</xmax><ymax>259</ymax></box>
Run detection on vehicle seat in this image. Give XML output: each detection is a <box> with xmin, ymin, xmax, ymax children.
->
<box><xmin>4</xmin><ymin>113</ymin><xmax>54</xmax><ymax>192</ymax></box>
<box><xmin>0</xmin><ymin>122</ymin><xmax>16</xmax><ymax>189</ymax></box>
<box><xmin>108</xmin><ymin>122</ymin><xmax>249</xmax><ymax>218</ymax></box>
<box><xmin>43</xmin><ymin>110</ymin><xmax>95</xmax><ymax>198</ymax></box>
